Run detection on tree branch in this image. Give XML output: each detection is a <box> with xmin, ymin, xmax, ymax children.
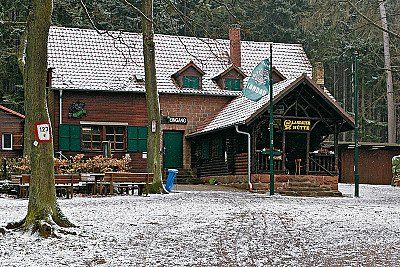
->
<box><xmin>120</xmin><ymin>0</ymin><xmax>153</xmax><ymax>24</ymax></box>
<box><xmin>210</xmin><ymin>0</ymin><xmax>239</xmax><ymax>23</ymax></box>
<box><xmin>79</xmin><ymin>0</ymin><xmax>108</xmax><ymax>35</ymax></box>
<box><xmin>345</xmin><ymin>0</ymin><xmax>400</xmax><ymax>39</ymax></box>
<box><xmin>161</xmin><ymin>0</ymin><xmax>229</xmax><ymax>68</ymax></box>
<box><xmin>0</xmin><ymin>21</ymin><xmax>26</xmax><ymax>26</ymax></box>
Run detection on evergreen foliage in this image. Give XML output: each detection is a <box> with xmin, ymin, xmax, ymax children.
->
<box><xmin>0</xmin><ymin>0</ymin><xmax>399</xmax><ymax>142</ymax></box>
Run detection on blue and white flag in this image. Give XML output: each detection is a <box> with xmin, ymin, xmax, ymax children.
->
<box><xmin>243</xmin><ymin>59</ymin><xmax>271</xmax><ymax>102</ymax></box>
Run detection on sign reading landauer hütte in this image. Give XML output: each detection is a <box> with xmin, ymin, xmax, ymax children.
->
<box><xmin>283</xmin><ymin>120</ymin><xmax>311</xmax><ymax>131</ymax></box>
<box><xmin>243</xmin><ymin>59</ymin><xmax>270</xmax><ymax>102</ymax></box>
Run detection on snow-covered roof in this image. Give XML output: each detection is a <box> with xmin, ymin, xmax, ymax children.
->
<box><xmin>47</xmin><ymin>26</ymin><xmax>312</xmax><ymax>96</ymax></box>
<box><xmin>189</xmin><ymin>75</ymin><xmax>354</xmax><ymax>136</ymax></box>
<box><xmin>191</xmin><ymin>79</ymin><xmax>295</xmax><ymax>136</ymax></box>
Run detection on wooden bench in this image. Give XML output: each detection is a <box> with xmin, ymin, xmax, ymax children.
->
<box><xmin>10</xmin><ymin>174</ymin><xmax>80</xmax><ymax>198</ymax></box>
<box><xmin>100</xmin><ymin>172</ymin><xmax>153</xmax><ymax>196</ymax></box>
<box><xmin>54</xmin><ymin>174</ymin><xmax>80</xmax><ymax>199</ymax></box>
<box><xmin>9</xmin><ymin>175</ymin><xmax>26</xmax><ymax>198</ymax></box>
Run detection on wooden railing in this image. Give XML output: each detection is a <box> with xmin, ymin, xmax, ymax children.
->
<box><xmin>308</xmin><ymin>153</ymin><xmax>336</xmax><ymax>176</ymax></box>
<box><xmin>255</xmin><ymin>151</ymin><xmax>284</xmax><ymax>173</ymax></box>
<box><xmin>254</xmin><ymin>151</ymin><xmax>337</xmax><ymax>176</ymax></box>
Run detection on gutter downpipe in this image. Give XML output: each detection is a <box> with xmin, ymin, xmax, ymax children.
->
<box><xmin>235</xmin><ymin>125</ymin><xmax>252</xmax><ymax>191</ymax></box>
<box><xmin>59</xmin><ymin>89</ymin><xmax>63</xmax><ymax>160</ymax></box>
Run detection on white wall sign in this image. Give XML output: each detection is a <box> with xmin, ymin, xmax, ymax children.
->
<box><xmin>34</xmin><ymin>122</ymin><xmax>52</xmax><ymax>143</ymax></box>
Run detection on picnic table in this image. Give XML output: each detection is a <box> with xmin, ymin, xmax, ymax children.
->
<box><xmin>80</xmin><ymin>173</ymin><xmax>105</xmax><ymax>195</ymax></box>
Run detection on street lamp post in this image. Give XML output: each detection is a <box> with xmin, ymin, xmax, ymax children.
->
<box><xmin>269</xmin><ymin>44</ymin><xmax>274</xmax><ymax>195</ymax></box>
<box><xmin>353</xmin><ymin>51</ymin><xmax>360</xmax><ymax>197</ymax></box>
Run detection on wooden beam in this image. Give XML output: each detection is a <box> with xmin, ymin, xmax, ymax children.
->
<box><xmin>334</xmin><ymin>124</ymin><xmax>339</xmax><ymax>174</ymax></box>
<box><xmin>306</xmin><ymin>132</ymin><xmax>310</xmax><ymax>174</ymax></box>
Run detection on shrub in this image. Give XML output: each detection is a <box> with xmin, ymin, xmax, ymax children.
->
<box><xmin>7</xmin><ymin>154</ymin><xmax>132</xmax><ymax>175</ymax></box>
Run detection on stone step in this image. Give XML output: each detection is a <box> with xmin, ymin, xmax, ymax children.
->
<box><xmin>285</xmin><ymin>181</ymin><xmax>320</xmax><ymax>188</ymax></box>
<box><xmin>284</xmin><ymin>186</ymin><xmax>326</xmax><ymax>192</ymax></box>
<box><xmin>175</xmin><ymin>170</ymin><xmax>202</xmax><ymax>184</ymax></box>
<box><xmin>279</xmin><ymin>190</ymin><xmax>342</xmax><ymax>197</ymax></box>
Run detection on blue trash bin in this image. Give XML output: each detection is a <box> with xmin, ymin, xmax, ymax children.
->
<box><xmin>165</xmin><ymin>169</ymin><xmax>178</xmax><ymax>192</ymax></box>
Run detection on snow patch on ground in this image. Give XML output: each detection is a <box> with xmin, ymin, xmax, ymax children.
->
<box><xmin>1</xmin><ymin>184</ymin><xmax>400</xmax><ymax>266</ymax></box>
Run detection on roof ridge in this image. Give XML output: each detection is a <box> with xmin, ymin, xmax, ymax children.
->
<box><xmin>49</xmin><ymin>25</ymin><xmax>305</xmax><ymax>47</ymax></box>
<box><xmin>0</xmin><ymin>105</ymin><xmax>25</xmax><ymax>119</ymax></box>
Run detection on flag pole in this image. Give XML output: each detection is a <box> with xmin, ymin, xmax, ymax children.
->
<box><xmin>269</xmin><ymin>43</ymin><xmax>274</xmax><ymax>195</ymax></box>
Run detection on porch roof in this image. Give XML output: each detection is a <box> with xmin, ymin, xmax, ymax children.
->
<box><xmin>188</xmin><ymin>74</ymin><xmax>355</xmax><ymax>137</ymax></box>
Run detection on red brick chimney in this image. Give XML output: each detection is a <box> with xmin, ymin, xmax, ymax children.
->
<box><xmin>313</xmin><ymin>62</ymin><xmax>325</xmax><ymax>88</ymax></box>
<box><xmin>229</xmin><ymin>25</ymin><xmax>241</xmax><ymax>67</ymax></box>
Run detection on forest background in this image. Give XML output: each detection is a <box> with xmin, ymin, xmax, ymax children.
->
<box><xmin>1</xmin><ymin>0</ymin><xmax>399</xmax><ymax>142</ymax></box>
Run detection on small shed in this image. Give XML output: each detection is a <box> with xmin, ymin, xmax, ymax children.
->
<box><xmin>326</xmin><ymin>142</ymin><xmax>400</xmax><ymax>185</ymax></box>
<box><xmin>0</xmin><ymin>105</ymin><xmax>24</xmax><ymax>158</ymax></box>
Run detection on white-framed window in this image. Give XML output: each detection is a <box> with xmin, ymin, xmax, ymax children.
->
<box><xmin>2</xmin><ymin>133</ymin><xmax>13</xmax><ymax>150</ymax></box>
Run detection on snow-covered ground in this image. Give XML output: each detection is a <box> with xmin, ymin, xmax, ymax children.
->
<box><xmin>1</xmin><ymin>183</ymin><xmax>400</xmax><ymax>267</ymax></box>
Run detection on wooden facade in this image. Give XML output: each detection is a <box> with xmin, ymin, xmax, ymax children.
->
<box><xmin>51</xmin><ymin>89</ymin><xmax>233</xmax><ymax>172</ymax></box>
<box><xmin>0</xmin><ymin>105</ymin><xmax>24</xmax><ymax>158</ymax></box>
<box><xmin>189</xmin><ymin>76</ymin><xmax>355</xmax><ymax>181</ymax></box>
<box><xmin>334</xmin><ymin>142</ymin><xmax>400</xmax><ymax>185</ymax></box>
<box><xmin>43</xmin><ymin>25</ymin><xmax>358</xmax><ymax>191</ymax></box>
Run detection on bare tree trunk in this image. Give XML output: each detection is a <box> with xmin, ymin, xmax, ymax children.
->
<box><xmin>6</xmin><ymin>0</ymin><xmax>74</xmax><ymax>237</ymax></box>
<box><xmin>142</xmin><ymin>0</ymin><xmax>164</xmax><ymax>192</ymax></box>
<box><xmin>379</xmin><ymin>0</ymin><xmax>396</xmax><ymax>143</ymax></box>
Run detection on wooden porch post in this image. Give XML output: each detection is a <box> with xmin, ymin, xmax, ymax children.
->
<box><xmin>282</xmin><ymin>131</ymin><xmax>286</xmax><ymax>172</ymax></box>
<box><xmin>334</xmin><ymin>124</ymin><xmax>339</xmax><ymax>174</ymax></box>
<box><xmin>306</xmin><ymin>132</ymin><xmax>310</xmax><ymax>174</ymax></box>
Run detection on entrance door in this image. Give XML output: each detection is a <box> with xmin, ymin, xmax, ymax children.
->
<box><xmin>163</xmin><ymin>131</ymin><xmax>183</xmax><ymax>169</ymax></box>
<box><xmin>285</xmin><ymin>132</ymin><xmax>308</xmax><ymax>175</ymax></box>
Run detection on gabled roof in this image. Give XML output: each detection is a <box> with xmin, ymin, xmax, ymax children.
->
<box><xmin>172</xmin><ymin>61</ymin><xmax>205</xmax><ymax>77</ymax></box>
<box><xmin>212</xmin><ymin>65</ymin><xmax>247</xmax><ymax>80</ymax></box>
<box><xmin>188</xmin><ymin>74</ymin><xmax>354</xmax><ymax>137</ymax></box>
<box><xmin>272</xmin><ymin>67</ymin><xmax>286</xmax><ymax>82</ymax></box>
<box><xmin>0</xmin><ymin>105</ymin><xmax>25</xmax><ymax>119</ymax></box>
<box><xmin>47</xmin><ymin>26</ymin><xmax>312</xmax><ymax>96</ymax></box>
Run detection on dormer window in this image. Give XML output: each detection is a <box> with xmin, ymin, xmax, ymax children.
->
<box><xmin>212</xmin><ymin>65</ymin><xmax>246</xmax><ymax>91</ymax></box>
<box><xmin>172</xmin><ymin>61</ymin><xmax>205</xmax><ymax>90</ymax></box>
<box><xmin>272</xmin><ymin>67</ymin><xmax>287</xmax><ymax>83</ymax></box>
<box><xmin>183</xmin><ymin>76</ymin><xmax>200</xmax><ymax>89</ymax></box>
<box><xmin>224</xmin><ymin>78</ymin><xmax>241</xmax><ymax>91</ymax></box>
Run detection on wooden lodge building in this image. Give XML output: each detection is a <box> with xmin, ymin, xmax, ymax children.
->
<box><xmin>0</xmin><ymin>105</ymin><xmax>24</xmax><ymax>158</ymax></box>
<box><xmin>47</xmin><ymin>26</ymin><xmax>355</xmax><ymax>194</ymax></box>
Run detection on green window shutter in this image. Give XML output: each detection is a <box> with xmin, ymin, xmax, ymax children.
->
<box><xmin>217</xmin><ymin>138</ymin><xmax>223</xmax><ymax>157</ymax></box>
<box><xmin>183</xmin><ymin>77</ymin><xmax>190</xmax><ymax>88</ymax></box>
<box><xmin>138</xmin><ymin>127</ymin><xmax>147</xmax><ymax>139</ymax></box>
<box><xmin>183</xmin><ymin>76</ymin><xmax>200</xmax><ymax>89</ymax></box>
<box><xmin>193</xmin><ymin>76</ymin><xmax>200</xmax><ymax>89</ymax></box>
<box><xmin>137</xmin><ymin>126</ymin><xmax>147</xmax><ymax>152</ymax></box>
<box><xmin>59</xmin><ymin>124</ymin><xmax>70</xmax><ymax>151</ymax></box>
<box><xmin>225</xmin><ymin>78</ymin><xmax>241</xmax><ymax>91</ymax></box>
<box><xmin>224</xmin><ymin>79</ymin><xmax>231</xmax><ymax>90</ymax></box>
<box><xmin>127</xmin><ymin>126</ymin><xmax>138</xmax><ymax>152</ymax></box>
<box><xmin>59</xmin><ymin>124</ymin><xmax>81</xmax><ymax>151</ymax></box>
<box><xmin>138</xmin><ymin>140</ymin><xmax>147</xmax><ymax>152</ymax></box>
<box><xmin>69</xmin><ymin>125</ymin><xmax>81</xmax><ymax>151</ymax></box>
<box><xmin>234</xmin><ymin>79</ymin><xmax>241</xmax><ymax>91</ymax></box>
<box><xmin>127</xmin><ymin>126</ymin><xmax>147</xmax><ymax>152</ymax></box>
<box><xmin>202</xmin><ymin>139</ymin><xmax>209</xmax><ymax>160</ymax></box>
